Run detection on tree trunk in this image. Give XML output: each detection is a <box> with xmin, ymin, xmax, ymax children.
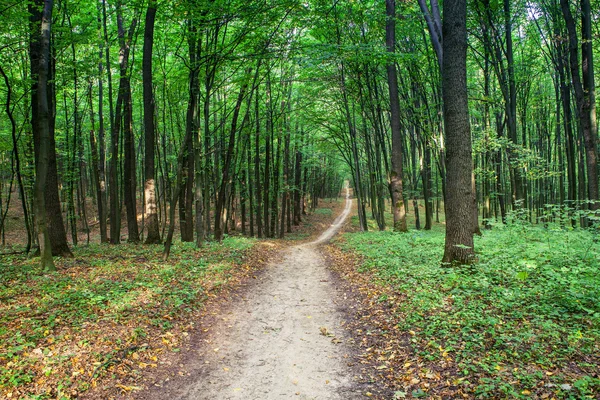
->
<box><xmin>117</xmin><ymin>4</ymin><xmax>139</xmax><ymax>243</ymax></box>
<box><xmin>95</xmin><ymin>8</ymin><xmax>108</xmax><ymax>243</ymax></box>
<box><xmin>386</xmin><ymin>0</ymin><xmax>408</xmax><ymax>232</ymax></box>
<box><xmin>88</xmin><ymin>85</ymin><xmax>106</xmax><ymax>246</ymax></box>
<box><xmin>30</xmin><ymin>0</ymin><xmax>71</xmax><ymax>258</ymax></box>
<box><xmin>31</xmin><ymin>0</ymin><xmax>55</xmax><ymax>271</ymax></box>
<box><xmin>143</xmin><ymin>2</ymin><xmax>161</xmax><ymax>244</ymax></box>
<box><xmin>569</xmin><ymin>0</ymin><xmax>599</xmax><ymax>210</ymax></box>
<box><xmin>105</xmin><ymin>0</ymin><xmax>120</xmax><ymax>244</ymax></box>
<box><xmin>441</xmin><ymin>0</ymin><xmax>475</xmax><ymax>264</ymax></box>
<box><xmin>293</xmin><ymin>140</ymin><xmax>302</xmax><ymax>226</ymax></box>
<box><xmin>254</xmin><ymin>92</ymin><xmax>263</xmax><ymax>238</ymax></box>
<box><xmin>214</xmin><ymin>74</ymin><xmax>249</xmax><ymax>241</ymax></box>
<box><xmin>0</xmin><ymin>66</ymin><xmax>32</xmax><ymax>252</ymax></box>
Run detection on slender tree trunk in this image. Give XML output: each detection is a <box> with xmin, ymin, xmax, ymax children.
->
<box><xmin>88</xmin><ymin>85</ymin><xmax>105</xmax><ymax>246</ymax></box>
<box><xmin>254</xmin><ymin>92</ymin><xmax>263</xmax><ymax>238</ymax></box>
<box><xmin>117</xmin><ymin>5</ymin><xmax>139</xmax><ymax>243</ymax></box>
<box><xmin>0</xmin><ymin>66</ymin><xmax>32</xmax><ymax>252</ymax></box>
<box><xmin>105</xmin><ymin>0</ymin><xmax>120</xmax><ymax>244</ymax></box>
<box><xmin>247</xmin><ymin>137</ymin><xmax>254</xmax><ymax>236</ymax></box>
<box><xmin>95</xmin><ymin>9</ymin><xmax>108</xmax><ymax>243</ymax></box>
<box><xmin>280</xmin><ymin>117</ymin><xmax>290</xmax><ymax>238</ymax></box>
<box><xmin>504</xmin><ymin>0</ymin><xmax>524</xmax><ymax>205</ymax></box>
<box><xmin>214</xmin><ymin>74</ymin><xmax>249</xmax><ymax>241</ymax></box>
<box><xmin>293</xmin><ymin>139</ymin><xmax>302</xmax><ymax>226</ymax></box>
<box><xmin>164</xmin><ymin>127</ymin><xmax>193</xmax><ymax>260</ymax></box>
<box><xmin>386</xmin><ymin>0</ymin><xmax>408</xmax><ymax>232</ymax></box>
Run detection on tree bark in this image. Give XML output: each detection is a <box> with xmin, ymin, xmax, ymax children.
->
<box><xmin>578</xmin><ymin>0</ymin><xmax>599</xmax><ymax>210</ymax></box>
<box><xmin>31</xmin><ymin>0</ymin><xmax>55</xmax><ymax>270</ymax></box>
<box><xmin>386</xmin><ymin>0</ymin><xmax>408</xmax><ymax>232</ymax></box>
<box><xmin>143</xmin><ymin>2</ymin><xmax>161</xmax><ymax>243</ymax></box>
<box><xmin>94</xmin><ymin>5</ymin><xmax>108</xmax><ymax>243</ymax></box>
<box><xmin>116</xmin><ymin>2</ymin><xmax>139</xmax><ymax>243</ymax></box>
<box><xmin>30</xmin><ymin>0</ymin><xmax>71</xmax><ymax>258</ymax></box>
<box><xmin>441</xmin><ymin>0</ymin><xmax>475</xmax><ymax>264</ymax></box>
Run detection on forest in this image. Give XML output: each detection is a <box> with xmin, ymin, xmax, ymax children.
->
<box><xmin>0</xmin><ymin>0</ymin><xmax>599</xmax><ymax>398</ymax></box>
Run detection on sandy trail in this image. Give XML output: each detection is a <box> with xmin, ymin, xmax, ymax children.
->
<box><xmin>145</xmin><ymin>191</ymin><xmax>358</xmax><ymax>400</ymax></box>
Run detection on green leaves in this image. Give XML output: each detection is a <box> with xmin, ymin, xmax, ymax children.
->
<box><xmin>515</xmin><ymin>270</ymin><xmax>529</xmax><ymax>281</ymax></box>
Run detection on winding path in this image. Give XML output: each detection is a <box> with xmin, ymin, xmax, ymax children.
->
<box><xmin>145</xmin><ymin>191</ymin><xmax>359</xmax><ymax>399</ymax></box>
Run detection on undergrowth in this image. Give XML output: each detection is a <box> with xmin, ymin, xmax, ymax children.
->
<box><xmin>339</xmin><ymin>221</ymin><xmax>600</xmax><ymax>399</ymax></box>
<box><xmin>0</xmin><ymin>237</ymin><xmax>254</xmax><ymax>399</ymax></box>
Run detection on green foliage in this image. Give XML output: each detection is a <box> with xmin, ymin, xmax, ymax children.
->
<box><xmin>339</xmin><ymin>222</ymin><xmax>600</xmax><ymax>398</ymax></box>
<box><xmin>313</xmin><ymin>207</ymin><xmax>333</xmax><ymax>216</ymax></box>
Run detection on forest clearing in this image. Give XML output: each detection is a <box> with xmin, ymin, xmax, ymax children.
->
<box><xmin>1</xmin><ymin>0</ymin><xmax>600</xmax><ymax>398</ymax></box>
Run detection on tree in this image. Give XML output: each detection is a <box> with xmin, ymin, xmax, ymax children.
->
<box><xmin>31</xmin><ymin>0</ymin><xmax>55</xmax><ymax>271</ymax></box>
<box><xmin>385</xmin><ymin>0</ymin><xmax>407</xmax><ymax>233</ymax></box>
<box><xmin>116</xmin><ymin>1</ymin><xmax>139</xmax><ymax>243</ymax></box>
<box><xmin>441</xmin><ymin>0</ymin><xmax>475</xmax><ymax>264</ymax></box>
<box><xmin>143</xmin><ymin>1</ymin><xmax>161</xmax><ymax>244</ymax></box>
<box><xmin>560</xmin><ymin>0</ymin><xmax>599</xmax><ymax>212</ymax></box>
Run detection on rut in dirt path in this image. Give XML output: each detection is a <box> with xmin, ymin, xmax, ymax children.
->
<box><xmin>144</xmin><ymin>192</ymin><xmax>361</xmax><ymax>400</ymax></box>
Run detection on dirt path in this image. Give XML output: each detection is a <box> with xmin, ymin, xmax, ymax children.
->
<box><xmin>142</xmin><ymin>192</ymin><xmax>360</xmax><ymax>399</ymax></box>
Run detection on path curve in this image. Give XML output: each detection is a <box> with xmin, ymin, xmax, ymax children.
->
<box><xmin>144</xmin><ymin>190</ymin><xmax>359</xmax><ymax>399</ymax></box>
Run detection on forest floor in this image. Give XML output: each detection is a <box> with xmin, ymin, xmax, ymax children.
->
<box><xmin>1</xmin><ymin>196</ymin><xmax>371</xmax><ymax>399</ymax></box>
<box><xmin>2</xmin><ymin>196</ymin><xmax>599</xmax><ymax>400</ymax></box>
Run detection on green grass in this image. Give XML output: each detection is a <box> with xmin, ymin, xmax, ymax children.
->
<box><xmin>313</xmin><ymin>207</ymin><xmax>333</xmax><ymax>216</ymax></box>
<box><xmin>338</xmin><ymin>221</ymin><xmax>600</xmax><ymax>398</ymax></box>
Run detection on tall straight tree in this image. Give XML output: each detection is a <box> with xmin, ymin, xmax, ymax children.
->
<box><xmin>143</xmin><ymin>1</ymin><xmax>160</xmax><ymax>243</ymax></box>
<box><xmin>441</xmin><ymin>0</ymin><xmax>476</xmax><ymax>264</ymax></box>
<box><xmin>95</xmin><ymin>2</ymin><xmax>108</xmax><ymax>243</ymax></box>
<box><xmin>385</xmin><ymin>0</ymin><xmax>407</xmax><ymax>232</ymax></box>
<box><xmin>116</xmin><ymin>2</ymin><xmax>139</xmax><ymax>243</ymax></box>
<box><xmin>29</xmin><ymin>0</ymin><xmax>72</xmax><ymax>257</ymax></box>
<box><xmin>580</xmin><ymin>0</ymin><xmax>598</xmax><ymax>210</ymax></box>
<box><xmin>31</xmin><ymin>0</ymin><xmax>55</xmax><ymax>270</ymax></box>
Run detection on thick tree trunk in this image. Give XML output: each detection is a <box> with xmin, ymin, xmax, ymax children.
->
<box><xmin>441</xmin><ymin>0</ymin><xmax>475</xmax><ymax>264</ymax></box>
<box><xmin>30</xmin><ymin>0</ymin><xmax>71</xmax><ymax>258</ymax></box>
<box><xmin>578</xmin><ymin>0</ymin><xmax>599</xmax><ymax>210</ymax></box>
<box><xmin>143</xmin><ymin>3</ymin><xmax>161</xmax><ymax>244</ymax></box>
<box><xmin>31</xmin><ymin>0</ymin><xmax>55</xmax><ymax>271</ymax></box>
